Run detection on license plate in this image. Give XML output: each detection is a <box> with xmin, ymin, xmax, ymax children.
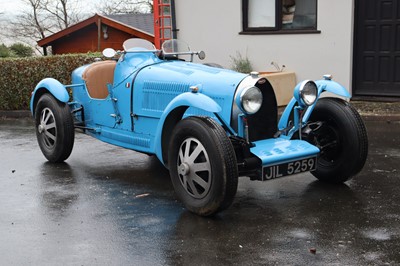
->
<box><xmin>262</xmin><ymin>157</ymin><xmax>317</xmax><ymax>181</ymax></box>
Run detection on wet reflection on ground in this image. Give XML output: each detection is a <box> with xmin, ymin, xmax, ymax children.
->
<box><xmin>0</xmin><ymin>119</ymin><xmax>399</xmax><ymax>265</ymax></box>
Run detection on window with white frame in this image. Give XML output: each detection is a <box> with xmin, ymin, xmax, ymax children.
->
<box><xmin>241</xmin><ymin>0</ymin><xmax>319</xmax><ymax>34</ymax></box>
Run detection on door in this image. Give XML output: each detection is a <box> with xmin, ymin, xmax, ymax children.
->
<box><xmin>353</xmin><ymin>0</ymin><xmax>400</xmax><ymax>97</ymax></box>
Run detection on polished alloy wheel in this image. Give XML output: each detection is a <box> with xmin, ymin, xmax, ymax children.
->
<box><xmin>38</xmin><ymin>107</ymin><xmax>57</xmax><ymax>149</ymax></box>
<box><xmin>177</xmin><ymin>137</ymin><xmax>211</xmax><ymax>199</ymax></box>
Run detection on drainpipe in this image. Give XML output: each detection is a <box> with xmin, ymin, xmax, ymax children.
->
<box><xmin>171</xmin><ymin>0</ymin><xmax>178</xmax><ymax>39</ymax></box>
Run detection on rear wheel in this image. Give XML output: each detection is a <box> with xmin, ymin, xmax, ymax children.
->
<box><xmin>168</xmin><ymin>116</ymin><xmax>238</xmax><ymax>216</ymax></box>
<box><xmin>305</xmin><ymin>98</ymin><xmax>368</xmax><ymax>183</ymax></box>
<box><xmin>35</xmin><ymin>93</ymin><xmax>74</xmax><ymax>162</ymax></box>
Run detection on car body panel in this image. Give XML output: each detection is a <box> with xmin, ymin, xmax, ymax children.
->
<box><xmin>62</xmin><ymin>51</ymin><xmax>247</xmax><ymax>159</ymax></box>
<box><xmin>132</xmin><ymin>60</ymin><xmax>246</xmax><ymax>121</ymax></box>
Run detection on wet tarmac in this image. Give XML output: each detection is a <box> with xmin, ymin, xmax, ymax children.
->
<box><xmin>1</xmin><ymin>118</ymin><xmax>400</xmax><ymax>265</ymax></box>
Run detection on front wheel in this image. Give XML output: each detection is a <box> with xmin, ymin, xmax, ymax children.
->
<box><xmin>35</xmin><ymin>93</ymin><xmax>75</xmax><ymax>163</ymax></box>
<box><xmin>305</xmin><ymin>98</ymin><xmax>368</xmax><ymax>183</ymax></box>
<box><xmin>168</xmin><ymin>116</ymin><xmax>238</xmax><ymax>216</ymax></box>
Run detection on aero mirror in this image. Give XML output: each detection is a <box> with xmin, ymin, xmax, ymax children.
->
<box><xmin>198</xmin><ymin>51</ymin><xmax>206</xmax><ymax>60</ymax></box>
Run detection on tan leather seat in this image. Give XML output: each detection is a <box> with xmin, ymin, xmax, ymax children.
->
<box><xmin>82</xmin><ymin>60</ymin><xmax>117</xmax><ymax>99</ymax></box>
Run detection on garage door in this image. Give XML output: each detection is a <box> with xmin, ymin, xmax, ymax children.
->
<box><xmin>353</xmin><ymin>0</ymin><xmax>400</xmax><ymax>97</ymax></box>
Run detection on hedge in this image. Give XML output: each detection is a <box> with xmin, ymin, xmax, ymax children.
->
<box><xmin>0</xmin><ymin>54</ymin><xmax>99</xmax><ymax>110</ymax></box>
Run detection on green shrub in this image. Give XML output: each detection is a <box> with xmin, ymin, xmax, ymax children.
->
<box><xmin>230</xmin><ymin>51</ymin><xmax>253</xmax><ymax>74</ymax></box>
<box><xmin>0</xmin><ymin>44</ymin><xmax>11</xmax><ymax>58</ymax></box>
<box><xmin>9</xmin><ymin>43</ymin><xmax>34</xmax><ymax>57</ymax></box>
<box><xmin>0</xmin><ymin>54</ymin><xmax>98</xmax><ymax>110</ymax></box>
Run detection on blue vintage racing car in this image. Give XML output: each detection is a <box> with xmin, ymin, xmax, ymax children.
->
<box><xmin>30</xmin><ymin>38</ymin><xmax>368</xmax><ymax>216</ymax></box>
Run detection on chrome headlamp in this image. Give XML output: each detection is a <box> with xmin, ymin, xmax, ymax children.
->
<box><xmin>237</xmin><ymin>86</ymin><xmax>263</xmax><ymax>114</ymax></box>
<box><xmin>294</xmin><ymin>80</ymin><xmax>317</xmax><ymax>107</ymax></box>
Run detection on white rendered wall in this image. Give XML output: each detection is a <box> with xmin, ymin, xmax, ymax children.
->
<box><xmin>174</xmin><ymin>0</ymin><xmax>355</xmax><ymax>93</ymax></box>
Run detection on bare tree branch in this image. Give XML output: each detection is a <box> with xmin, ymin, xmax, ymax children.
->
<box><xmin>7</xmin><ymin>0</ymin><xmax>88</xmax><ymax>54</ymax></box>
<box><xmin>97</xmin><ymin>0</ymin><xmax>153</xmax><ymax>15</ymax></box>
<box><xmin>3</xmin><ymin>0</ymin><xmax>152</xmax><ymax>54</ymax></box>
<box><xmin>39</xmin><ymin>0</ymin><xmax>81</xmax><ymax>29</ymax></box>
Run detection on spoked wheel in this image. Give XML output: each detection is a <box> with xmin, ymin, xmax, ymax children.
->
<box><xmin>304</xmin><ymin>98</ymin><xmax>368</xmax><ymax>183</ymax></box>
<box><xmin>38</xmin><ymin>107</ymin><xmax>57</xmax><ymax>148</ymax></box>
<box><xmin>168</xmin><ymin>116</ymin><xmax>238</xmax><ymax>216</ymax></box>
<box><xmin>35</xmin><ymin>93</ymin><xmax>75</xmax><ymax>163</ymax></box>
<box><xmin>176</xmin><ymin>137</ymin><xmax>212</xmax><ymax>199</ymax></box>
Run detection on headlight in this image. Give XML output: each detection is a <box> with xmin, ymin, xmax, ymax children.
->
<box><xmin>295</xmin><ymin>80</ymin><xmax>317</xmax><ymax>107</ymax></box>
<box><xmin>239</xmin><ymin>86</ymin><xmax>263</xmax><ymax>114</ymax></box>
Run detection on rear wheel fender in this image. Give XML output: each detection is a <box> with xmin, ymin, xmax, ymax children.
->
<box><xmin>31</xmin><ymin>78</ymin><xmax>69</xmax><ymax>115</ymax></box>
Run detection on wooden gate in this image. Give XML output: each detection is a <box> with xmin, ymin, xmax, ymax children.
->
<box><xmin>353</xmin><ymin>0</ymin><xmax>400</xmax><ymax>97</ymax></box>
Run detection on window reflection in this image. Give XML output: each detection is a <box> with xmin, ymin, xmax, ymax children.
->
<box><xmin>282</xmin><ymin>0</ymin><xmax>317</xmax><ymax>30</ymax></box>
<box><xmin>282</xmin><ymin>0</ymin><xmax>296</xmax><ymax>25</ymax></box>
<box><xmin>242</xmin><ymin>0</ymin><xmax>318</xmax><ymax>33</ymax></box>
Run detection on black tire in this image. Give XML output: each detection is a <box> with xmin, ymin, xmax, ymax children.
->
<box><xmin>306</xmin><ymin>98</ymin><xmax>368</xmax><ymax>183</ymax></box>
<box><xmin>35</xmin><ymin>93</ymin><xmax>75</xmax><ymax>163</ymax></box>
<box><xmin>168</xmin><ymin>116</ymin><xmax>238</xmax><ymax>216</ymax></box>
